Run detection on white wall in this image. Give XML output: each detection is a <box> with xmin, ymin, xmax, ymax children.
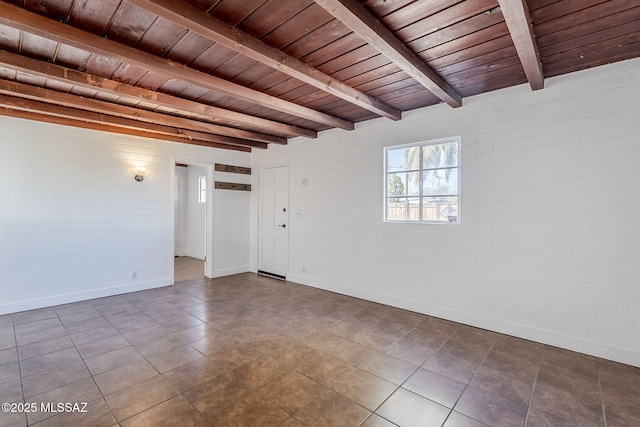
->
<box><xmin>0</xmin><ymin>118</ymin><xmax>250</xmax><ymax>315</ymax></box>
<box><xmin>251</xmin><ymin>58</ymin><xmax>640</xmax><ymax>367</ymax></box>
<box><xmin>211</xmin><ymin>169</ymin><xmax>251</xmax><ymax>277</ymax></box>
<box><xmin>174</xmin><ymin>165</ymin><xmax>188</xmax><ymax>256</ymax></box>
<box><xmin>184</xmin><ymin>165</ymin><xmax>206</xmax><ymax>260</ymax></box>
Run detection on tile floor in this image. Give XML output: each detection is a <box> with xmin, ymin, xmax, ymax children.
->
<box><xmin>0</xmin><ymin>256</ymin><xmax>638</xmax><ymax>426</ymax></box>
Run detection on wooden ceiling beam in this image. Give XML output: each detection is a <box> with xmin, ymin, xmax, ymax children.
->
<box><xmin>128</xmin><ymin>0</ymin><xmax>402</xmax><ymax>121</ymax></box>
<box><xmin>0</xmin><ymin>79</ymin><xmax>279</xmax><ymax>145</ymax></box>
<box><xmin>0</xmin><ymin>50</ymin><xmax>316</xmax><ymax>139</ymax></box>
<box><xmin>0</xmin><ymin>107</ymin><xmax>252</xmax><ymax>152</ymax></box>
<box><xmin>498</xmin><ymin>0</ymin><xmax>544</xmax><ymax>90</ymax></box>
<box><xmin>313</xmin><ymin>0</ymin><xmax>462</xmax><ymax>108</ymax></box>
<box><xmin>0</xmin><ymin>94</ymin><xmax>267</xmax><ymax>149</ymax></box>
<box><xmin>0</xmin><ymin>2</ymin><xmax>354</xmax><ymax>130</ymax></box>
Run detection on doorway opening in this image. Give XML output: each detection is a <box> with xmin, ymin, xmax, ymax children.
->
<box><xmin>173</xmin><ymin>162</ymin><xmax>209</xmax><ymax>283</ymax></box>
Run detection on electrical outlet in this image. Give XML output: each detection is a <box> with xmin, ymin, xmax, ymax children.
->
<box><xmin>132</xmin><ymin>271</ymin><xmax>138</xmax><ymax>280</ymax></box>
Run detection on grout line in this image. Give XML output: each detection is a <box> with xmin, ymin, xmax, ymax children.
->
<box><xmin>595</xmin><ymin>359</ymin><xmax>608</xmax><ymax>427</ymax></box>
<box><xmin>12</xmin><ymin>314</ymin><xmax>29</xmax><ymax>427</ymax></box>
<box><xmin>522</xmin><ymin>344</ymin><xmax>544</xmax><ymax>427</ymax></box>
<box><xmin>441</xmin><ymin>332</ymin><xmax>499</xmax><ymax>426</ymax></box>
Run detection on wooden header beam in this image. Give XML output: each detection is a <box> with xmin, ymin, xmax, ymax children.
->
<box><xmin>0</xmin><ymin>94</ymin><xmax>266</xmax><ymax>149</ymax></box>
<box><xmin>0</xmin><ymin>107</ymin><xmax>251</xmax><ymax>152</ymax></box>
<box><xmin>314</xmin><ymin>0</ymin><xmax>462</xmax><ymax>107</ymax></box>
<box><xmin>0</xmin><ymin>2</ymin><xmax>354</xmax><ymax>130</ymax></box>
<box><xmin>215</xmin><ymin>182</ymin><xmax>251</xmax><ymax>191</ymax></box>
<box><xmin>0</xmin><ymin>79</ymin><xmax>272</xmax><ymax>147</ymax></box>
<box><xmin>0</xmin><ymin>50</ymin><xmax>316</xmax><ymax>139</ymax></box>
<box><xmin>498</xmin><ymin>0</ymin><xmax>544</xmax><ymax>90</ymax></box>
<box><xmin>129</xmin><ymin>0</ymin><xmax>402</xmax><ymax>121</ymax></box>
<box><xmin>215</xmin><ymin>164</ymin><xmax>252</xmax><ymax>175</ymax></box>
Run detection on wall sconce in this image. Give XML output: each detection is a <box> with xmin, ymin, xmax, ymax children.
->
<box><xmin>134</xmin><ymin>166</ymin><xmax>146</xmax><ymax>182</ymax></box>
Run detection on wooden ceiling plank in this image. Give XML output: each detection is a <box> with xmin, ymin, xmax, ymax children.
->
<box><xmin>435</xmin><ymin>43</ymin><xmax>518</xmax><ymax>77</ymax></box>
<box><xmin>536</xmin><ymin>4</ymin><xmax>640</xmax><ymax>49</ymax></box>
<box><xmin>0</xmin><ymin>94</ymin><xmax>258</xmax><ymax>151</ymax></box>
<box><xmin>0</xmin><ymin>2</ymin><xmax>353</xmax><ymax>130</ymax></box>
<box><xmin>313</xmin><ymin>0</ymin><xmax>463</xmax><ymax>107</ymax></box>
<box><xmin>67</xmin><ymin>0</ymin><xmax>121</xmax><ymax>36</ymax></box>
<box><xmin>0</xmin><ymin>49</ymin><xmax>316</xmax><ymax>139</ymax></box>
<box><xmin>286</xmin><ymin>19</ymin><xmax>354</xmax><ymax>62</ymax></box>
<box><xmin>543</xmin><ymin>46</ymin><xmax>640</xmax><ymax>79</ymax></box>
<box><xmin>127</xmin><ymin>0</ymin><xmax>402</xmax><ymax>121</ymax></box>
<box><xmin>360</xmin><ymin>0</ymin><xmax>415</xmax><ymax>18</ymax></box>
<box><xmin>447</xmin><ymin>58</ymin><xmax>524</xmax><ymax>87</ymax></box>
<box><xmin>209</xmin><ymin>0</ymin><xmax>268</xmax><ymax>26</ymax></box>
<box><xmin>424</xmin><ymin>27</ymin><xmax>512</xmax><ymax>69</ymax></box>
<box><xmin>22</xmin><ymin>0</ymin><xmax>73</xmax><ymax>22</ymax></box>
<box><xmin>0</xmin><ymin>78</ymin><xmax>275</xmax><ymax>146</ymax></box>
<box><xmin>261</xmin><ymin>3</ymin><xmax>332</xmax><ymax>50</ymax></box>
<box><xmin>394</xmin><ymin>0</ymin><xmax>498</xmax><ymax>43</ymax></box>
<box><xmin>378</xmin><ymin>0</ymin><xmax>455</xmax><ymax>29</ymax></box>
<box><xmin>237</xmin><ymin>0</ymin><xmax>311</xmax><ymax>39</ymax></box>
<box><xmin>407</xmin><ymin>7</ymin><xmax>505</xmax><ymax>53</ymax></box>
<box><xmin>530</xmin><ymin>0</ymin><xmax>610</xmax><ymax>25</ymax></box>
<box><xmin>497</xmin><ymin>0</ymin><xmax>544</xmax><ymax>90</ymax></box>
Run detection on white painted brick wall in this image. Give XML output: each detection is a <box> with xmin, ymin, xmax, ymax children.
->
<box><xmin>0</xmin><ymin>118</ymin><xmax>250</xmax><ymax>314</ymax></box>
<box><xmin>251</xmin><ymin>58</ymin><xmax>640</xmax><ymax>367</ymax></box>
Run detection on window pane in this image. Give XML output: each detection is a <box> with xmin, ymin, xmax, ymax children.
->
<box><xmin>387</xmin><ymin>197</ymin><xmax>420</xmax><ymax>221</ymax></box>
<box><xmin>387</xmin><ymin>146</ymin><xmax>421</xmax><ymax>172</ymax></box>
<box><xmin>422</xmin><ymin>196</ymin><xmax>459</xmax><ymax>222</ymax></box>
<box><xmin>388</xmin><ymin>172</ymin><xmax>420</xmax><ymax>196</ymax></box>
<box><xmin>422</xmin><ymin>142</ymin><xmax>458</xmax><ymax>169</ymax></box>
<box><xmin>422</xmin><ymin>168</ymin><xmax>458</xmax><ymax>196</ymax></box>
<box><xmin>198</xmin><ymin>176</ymin><xmax>206</xmax><ymax>203</ymax></box>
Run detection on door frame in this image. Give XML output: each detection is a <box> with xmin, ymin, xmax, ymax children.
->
<box><xmin>169</xmin><ymin>158</ymin><xmax>214</xmax><ymax>283</ymax></box>
<box><xmin>257</xmin><ymin>163</ymin><xmax>290</xmax><ymax>279</ymax></box>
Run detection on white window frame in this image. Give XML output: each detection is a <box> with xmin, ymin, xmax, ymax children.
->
<box><xmin>198</xmin><ymin>175</ymin><xmax>207</xmax><ymax>203</ymax></box>
<box><xmin>384</xmin><ymin>136</ymin><xmax>461</xmax><ymax>224</ymax></box>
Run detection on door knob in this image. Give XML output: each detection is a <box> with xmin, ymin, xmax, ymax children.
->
<box><xmin>278</xmin><ymin>224</ymin><xmax>286</xmax><ymax>228</ymax></box>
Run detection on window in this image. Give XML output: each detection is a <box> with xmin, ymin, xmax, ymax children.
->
<box><xmin>198</xmin><ymin>176</ymin><xmax>206</xmax><ymax>203</ymax></box>
<box><xmin>385</xmin><ymin>137</ymin><xmax>460</xmax><ymax>223</ymax></box>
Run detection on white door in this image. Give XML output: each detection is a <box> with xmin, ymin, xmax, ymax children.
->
<box><xmin>258</xmin><ymin>166</ymin><xmax>289</xmax><ymax>278</ymax></box>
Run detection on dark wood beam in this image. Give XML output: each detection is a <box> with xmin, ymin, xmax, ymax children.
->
<box><xmin>0</xmin><ymin>50</ymin><xmax>316</xmax><ymax>139</ymax></box>
<box><xmin>129</xmin><ymin>0</ymin><xmax>402</xmax><ymax>121</ymax></box>
<box><xmin>214</xmin><ymin>182</ymin><xmax>251</xmax><ymax>191</ymax></box>
<box><xmin>313</xmin><ymin>0</ymin><xmax>463</xmax><ymax>107</ymax></box>
<box><xmin>0</xmin><ymin>94</ymin><xmax>267</xmax><ymax>149</ymax></box>
<box><xmin>0</xmin><ymin>107</ymin><xmax>251</xmax><ymax>152</ymax></box>
<box><xmin>0</xmin><ymin>79</ymin><xmax>278</xmax><ymax>145</ymax></box>
<box><xmin>498</xmin><ymin>0</ymin><xmax>544</xmax><ymax>90</ymax></box>
<box><xmin>215</xmin><ymin>164</ymin><xmax>251</xmax><ymax>175</ymax></box>
<box><xmin>0</xmin><ymin>2</ymin><xmax>354</xmax><ymax>130</ymax></box>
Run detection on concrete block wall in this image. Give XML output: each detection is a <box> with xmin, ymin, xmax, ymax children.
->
<box><xmin>251</xmin><ymin>58</ymin><xmax>640</xmax><ymax>367</ymax></box>
<box><xmin>0</xmin><ymin>118</ymin><xmax>250</xmax><ymax>314</ymax></box>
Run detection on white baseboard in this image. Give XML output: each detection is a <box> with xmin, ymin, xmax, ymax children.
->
<box><xmin>185</xmin><ymin>252</ymin><xmax>205</xmax><ymax>260</ymax></box>
<box><xmin>0</xmin><ymin>279</ymin><xmax>170</xmax><ymax>315</ymax></box>
<box><xmin>209</xmin><ymin>265</ymin><xmax>250</xmax><ymax>278</ymax></box>
<box><xmin>287</xmin><ymin>273</ymin><xmax>640</xmax><ymax>368</ymax></box>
